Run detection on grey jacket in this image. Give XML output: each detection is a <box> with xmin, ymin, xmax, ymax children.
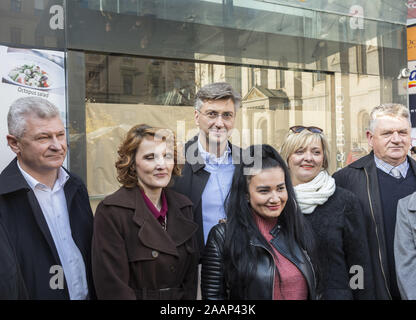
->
<box><xmin>394</xmin><ymin>192</ymin><xmax>416</xmax><ymax>300</ymax></box>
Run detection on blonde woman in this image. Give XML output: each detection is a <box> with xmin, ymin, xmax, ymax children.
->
<box><xmin>280</xmin><ymin>126</ymin><xmax>374</xmax><ymax>299</ymax></box>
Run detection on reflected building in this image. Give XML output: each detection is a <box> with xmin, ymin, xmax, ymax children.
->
<box><xmin>0</xmin><ymin>0</ymin><xmax>409</xmax><ymax>208</ymax></box>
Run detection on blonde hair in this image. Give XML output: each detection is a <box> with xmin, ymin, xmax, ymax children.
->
<box><xmin>115</xmin><ymin>124</ymin><xmax>181</xmax><ymax>188</ymax></box>
<box><xmin>279</xmin><ymin>129</ymin><xmax>330</xmax><ymax>170</ymax></box>
<box><xmin>369</xmin><ymin>103</ymin><xmax>410</xmax><ymax>132</ymax></box>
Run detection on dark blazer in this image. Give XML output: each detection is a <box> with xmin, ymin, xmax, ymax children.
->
<box><xmin>0</xmin><ymin>158</ymin><xmax>95</xmax><ymax>300</ymax></box>
<box><xmin>201</xmin><ymin>222</ymin><xmax>318</xmax><ymax>300</ymax></box>
<box><xmin>172</xmin><ymin>135</ymin><xmax>241</xmax><ymax>253</ymax></box>
<box><xmin>92</xmin><ymin>186</ymin><xmax>199</xmax><ymax>300</ymax></box>
<box><xmin>333</xmin><ymin>152</ymin><xmax>416</xmax><ymax>300</ymax></box>
<box><xmin>0</xmin><ymin>218</ymin><xmax>27</xmax><ymax>299</ymax></box>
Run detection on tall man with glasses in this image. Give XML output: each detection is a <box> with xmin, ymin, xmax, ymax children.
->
<box><xmin>333</xmin><ymin>103</ymin><xmax>416</xmax><ymax>300</ymax></box>
<box><xmin>172</xmin><ymin>82</ymin><xmax>242</xmax><ymax>254</ymax></box>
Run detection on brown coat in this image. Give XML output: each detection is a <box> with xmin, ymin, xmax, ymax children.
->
<box><xmin>92</xmin><ymin>186</ymin><xmax>199</xmax><ymax>300</ymax></box>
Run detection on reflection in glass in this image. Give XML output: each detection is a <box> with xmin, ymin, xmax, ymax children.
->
<box><xmin>66</xmin><ymin>0</ymin><xmax>406</xmax><ymax>78</ymax></box>
<box><xmin>84</xmin><ymin>53</ymin><xmax>385</xmax><ymax>210</ymax></box>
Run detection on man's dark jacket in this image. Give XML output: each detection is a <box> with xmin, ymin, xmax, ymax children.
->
<box><xmin>172</xmin><ymin>136</ymin><xmax>241</xmax><ymax>254</ymax></box>
<box><xmin>0</xmin><ymin>218</ymin><xmax>27</xmax><ymax>299</ymax></box>
<box><xmin>0</xmin><ymin>158</ymin><xmax>95</xmax><ymax>300</ymax></box>
<box><xmin>333</xmin><ymin>152</ymin><xmax>416</xmax><ymax>300</ymax></box>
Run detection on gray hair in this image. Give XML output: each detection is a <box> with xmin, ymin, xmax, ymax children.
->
<box><xmin>7</xmin><ymin>97</ymin><xmax>61</xmax><ymax>138</ymax></box>
<box><xmin>194</xmin><ymin>82</ymin><xmax>242</xmax><ymax>111</ymax></box>
<box><xmin>369</xmin><ymin>103</ymin><xmax>411</xmax><ymax>133</ymax></box>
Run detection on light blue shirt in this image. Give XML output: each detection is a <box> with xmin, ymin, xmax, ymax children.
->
<box><xmin>198</xmin><ymin>138</ymin><xmax>235</xmax><ymax>243</ymax></box>
<box><xmin>17</xmin><ymin>162</ymin><xmax>89</xmax><ymax>300</ymax></box>
<box><xmin>374</xmin><ymin>155</ymin><xmax>409</xmax><ymax>179</ymax></box>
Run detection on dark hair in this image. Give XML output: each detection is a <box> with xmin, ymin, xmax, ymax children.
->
<box><xmin>223</xmin><ymin>144</ymin><xmax>320</xmax><ymax>297</ymax></box>
<box><xmin>194</xmin><ymin>82</ymin><xmax>241</xmax><ymax>111</ymax></box>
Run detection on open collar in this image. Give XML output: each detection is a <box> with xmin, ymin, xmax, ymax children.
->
<box><xmin>197</xmin><ymin>137</ymin><xmax>232</xmax><ymax>165</ymax></box>
<box><xmin>185</xmin><ymin>135</ymin><xmax>241</xmax><ymax>173</ymax></box>
<box><xmin>17</xmin><ymin>160</ymin><xmax>69</xmax><ymax>192</ymax></box>
<box><xmin>0</xmin><ymin>157</ymin><xmax>78</xmax><ymax>196</ymax></box>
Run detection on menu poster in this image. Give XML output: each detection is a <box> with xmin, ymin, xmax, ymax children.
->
<box><xmin>0</xmin><ymin>45</ymin><xmax>66</xmax><ymax>171</ymax></box>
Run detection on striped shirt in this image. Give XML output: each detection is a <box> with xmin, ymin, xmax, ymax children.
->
<box><xmin>374</xmin><ymin>155</ymin><xmax>409</xmax><ymax>179</ymax></box>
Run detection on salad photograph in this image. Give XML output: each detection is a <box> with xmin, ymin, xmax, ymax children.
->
<box><xmin>8</xmin><ymin>64</ymin><xmax>51</xmax><ymax>88</ymax></box>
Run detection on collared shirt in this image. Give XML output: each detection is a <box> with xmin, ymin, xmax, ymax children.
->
<box><xmin>140</xmin><ymin>189</ymin><xmax>168</xmax><ymax>227</ymax></box>
<box><xmin>198</xmin><ymin>138</ymin><xmax>235</xmax><ymax>243</ymax></box>
<box><xmin>17</xmin><ymin>162</ymin><xmax>89</xmax><ymax>300</ymax></box>
<box><xmin>374</xmin><ymin>155</ymin><xmax>409</xmax><ymax>179</ymax></box>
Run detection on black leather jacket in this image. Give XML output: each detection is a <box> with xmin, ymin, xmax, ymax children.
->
<box><xmin>201</xmin><ymin>222</ymin><xmax>318</xmax><ymax>300</ymax></box>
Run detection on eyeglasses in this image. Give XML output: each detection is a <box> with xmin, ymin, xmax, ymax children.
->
<box><xmin>289</xmin><ymin>126</ymin><xmax>323</xmax><ymax>134</ymax></box>
<box><xmin>197</xmin><ymin>110</ymin><xmax>235</xmax><ymax>121</ymax></box>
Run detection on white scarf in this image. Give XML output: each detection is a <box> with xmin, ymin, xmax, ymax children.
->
<box><xmin>294</xmin><ymin>170</ymin><xmax>336</xmax><ymax>214</ymax></box>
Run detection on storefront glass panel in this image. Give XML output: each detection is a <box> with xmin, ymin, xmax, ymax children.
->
<box><xmin>262</xmin><ymin>0</ymin><xmax>407</xmax><ymax>25</ymax></box>
<box><xmin>81</xmin><ymin>52</ymin><xmax>385</xmax><ymax>210</ymax></box>
<box><xmin>0</xmin><ymin>0</ymin><xmax>65</xmax><ymax>49</ymax></box>
<box><xmin>0</xmin><ymin>1</ymin><xmax>409</xmax><ymax>206</ymax></box>
<box><xmin>66</xmin><ymin>1</ymin><xmax>406</xmax><ymax>77</ymax></box>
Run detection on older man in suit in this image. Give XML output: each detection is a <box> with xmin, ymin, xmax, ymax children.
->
<box><xmin>334</xmin><ymin>103</ymin><xmax>416</xmax><ymax>300</ymax></box>
<box><xmin>0</xmin><ymin>97</ymin><xmax>95</xmax><ymax>299</ymax></box>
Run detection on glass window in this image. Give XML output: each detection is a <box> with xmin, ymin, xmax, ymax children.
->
<box><xmin>81</xmin><ymin>52</ymin><xmax>380</xmax><ymax>209</ymax></box>
<box><xmin>34</xmin><ymin>0</ymin><xmax>44</xmax><ymax>15</ymax></box>
<box><xmin>119</xmin><ymin>0</ymin><xmax>138</xmax><ymax>14</ymax></box>
<box><xmin>0</xmin><ymin>0</ymin><xmax>65</xmax><ymax>49</ymax></box>
<box><xmin>87</xmin><ymin>71</ymin><xmax>101</xmax><ymax>92</ymax></box>
<box><xmin>66</xmin><ymin>1</ymin><xmax>406</xmax><ymax>78</ymax></box>
<box><xmin>123</xmin><ymin>74</ymin><xmax>133</xmax><ymax>95</ymax></box>
<box><xmin>10</xmin><ymin>0</ymin><xmax>22</xmax><ymax>12</ymax></box>
<box><xmin>10</xmin><ymin>27</ymin><xmax>21</xmax><ymax>44</ymax></box>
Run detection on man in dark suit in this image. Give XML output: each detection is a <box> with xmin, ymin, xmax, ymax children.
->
<box><xmin>333</xmin><ymin>103</ymin><xmax>416</xmax><ymax>300</ymax></box>
<box><xmin>0</xmin><ymin>97</ymin><xmax>95</xmax><ymax>299</ymax></box>
<box><xmin>172</xmin><ymin>82</ymin><xmax>241</xmax><ymax>253</ymax></box>
<box><xmin>0</xmin><ymin>218</ymin><xmax>27</xmax><ymax>299</ymax></box>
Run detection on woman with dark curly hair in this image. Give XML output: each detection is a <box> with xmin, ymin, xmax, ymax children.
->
<box><xmin>201</xmin><ymin>144</ymin><xmax>320</xmax><ymax>300</ymax></box>
<box><xmin>92</xmin><ymin>124</ymin><xmax>199</xmax><ymax>300</ymax></box>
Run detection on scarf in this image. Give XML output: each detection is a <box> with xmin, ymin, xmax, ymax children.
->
<box><xmin>294</xmin><ymin>170</ymin><xmax>336</xmax><ymax>214</ymax></box>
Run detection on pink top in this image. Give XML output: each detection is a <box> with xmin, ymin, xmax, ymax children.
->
<box><xmin>253</xmin><ymin>213</ymin><xmax>308</xmax><ymax>300</ymax></box>
<box><xmin>140</xmin><ymin>189</ymin><xmax>168</xmax><ymax>227</ymax></box>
